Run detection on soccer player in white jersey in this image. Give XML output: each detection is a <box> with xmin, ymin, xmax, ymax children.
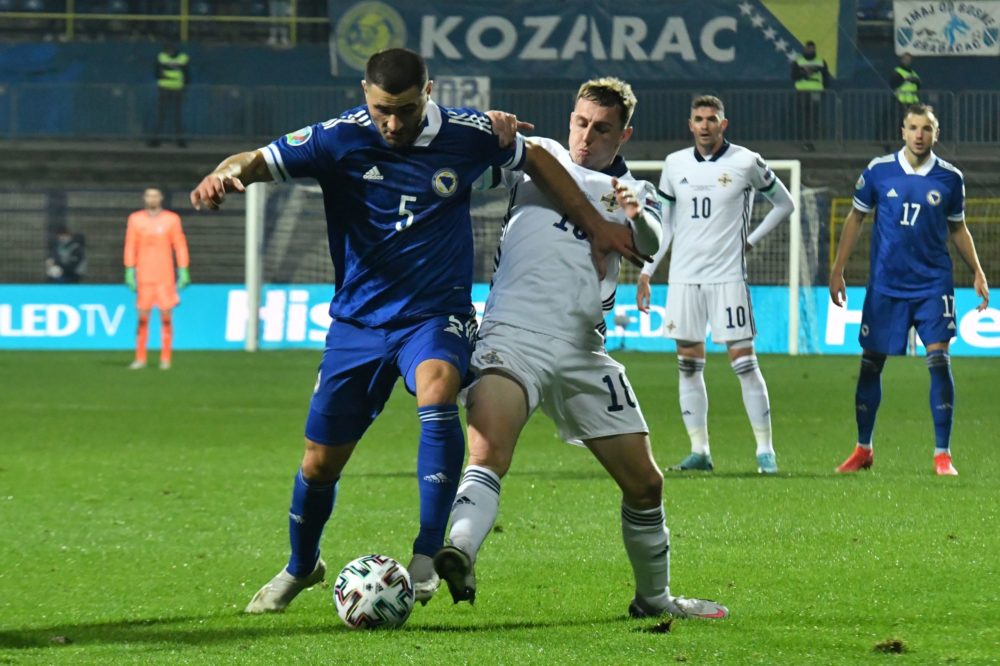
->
<box><xmin>636</xmin><ymin>95</ymin><xmax>795</xmax><ymax>474</ymax></box>
<box><xmin>432</xmin><ymin>78</ymin><xmax>729</xmax><ymax>621</ymax></box>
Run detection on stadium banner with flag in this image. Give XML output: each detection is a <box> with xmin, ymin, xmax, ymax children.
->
<box><xmin>328</xmin><ymin>0</ymin><xmax>855</xmax><ymax>80</ymax></box>
<box><xmin>2</xmin><ymin>285</ymin><xmax>998</xmax><ymax>355</ymax></box>
<box><xmin>894</xmin><ymin>1</ymin><xmax>1000</xmax><ymax>56</ymax></box>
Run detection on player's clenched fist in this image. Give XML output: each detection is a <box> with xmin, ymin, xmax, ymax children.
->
<box><xmin>190</xmin><ymin>172</ymin><xmax>246</xmax><ymax>210</ymax></box>
<box><xmin>611</xmin><ymin>177</ymin><xmax>641</xmax><ymax>220</ymax></box>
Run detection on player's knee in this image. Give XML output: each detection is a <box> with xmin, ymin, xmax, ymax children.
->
<box><xmin>926</xmin><ymin>349</ymin><xmax>950</xmax><ymax>369</ymax></box>
<box><xmin>301</xmin><ymin>439</ymin><xmax>348</xmax><ymax>483</ymax></box>
<box><xmin>467</xmin><ymin>446</ymin><xmax>513</xmax><ymax>478</ymax></box>
<box><xmin>415</xmin><ymin>360</ymin><xmax>461</xmax><ymax>405</ymax></box>
<box><xmin>677</xmin><ymin>355</ymin><xmax>705</xmax><ymax>378</ymax></box>
<box><xmin>860</xmin><ymin>353</ymin><xmax>887</xmax><ymax>376</ymax></box>
<box><xmin>623</xmin><ymin>467</ymin><xmax>663</xmax><ymax>509</ymax></box>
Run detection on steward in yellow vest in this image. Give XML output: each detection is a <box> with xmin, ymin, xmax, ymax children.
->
<box><xmin>150</xmin><ymin>42</ymin><xmax>189</xmax><ymax>147</ymax></box>
<box><xmin>791</xmin><ymin>41</ymin><xmax>830</xmax><ymax>92</ymax></box>
<box><xmin>891</xmin><ymin>53</ymin><xmax>920</xmax><ymax>105</ymax></box>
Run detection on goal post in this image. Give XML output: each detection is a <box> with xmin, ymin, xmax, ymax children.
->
<box><xmin>244</xmin><ymin>182</ymin><xmax>266</xmax><ymax>352</ymax></box>
<box><xmin>628</xmin><ymin>159</ymin><xmax>803</xmax><ymax>355</ymax></box>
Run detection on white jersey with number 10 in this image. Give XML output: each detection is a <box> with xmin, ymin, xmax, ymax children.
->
<box><xmin>661</xmin><ymin>142</ymin><xmax>778</xmax><ymax>284</ymax></box>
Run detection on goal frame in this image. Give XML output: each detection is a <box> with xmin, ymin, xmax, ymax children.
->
<box><xmin>243</xmin><ymin>161</ymin><xmax>802</xmax><ymax>354</ymax></box>
<box><xmin>629</xmin><ymin>159</ymin><xmax>803</xmax><ymax>355</ymax></box>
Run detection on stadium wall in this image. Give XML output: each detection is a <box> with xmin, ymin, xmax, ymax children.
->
<box><xmin>2</xmin><ymin>284</ymin><xmax>997</xmax><ymax>356</ymax></box>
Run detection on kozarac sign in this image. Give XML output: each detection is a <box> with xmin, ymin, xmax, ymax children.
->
<box><xmin>328</xmin><ymin>0</ymin><xmax>853</xmax><ymax>81</ymax></box>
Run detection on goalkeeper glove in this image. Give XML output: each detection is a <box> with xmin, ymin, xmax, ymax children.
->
<box><xmin>177</xmin><ymin>266</ymin><xmax>191</xmax><ymax>290</ymax></box>
<box><xmin>125</xmin><ymin>267</ymin><xmax>136</xmax><ymax>291</ymax></box>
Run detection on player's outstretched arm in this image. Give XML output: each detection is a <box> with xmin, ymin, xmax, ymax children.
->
<box><xmin>190</xmin><ymin>150</ymin><xmax>273</xmax><ymax>210</ymax></box>
<box><xmin>949</xmin><ymin>221</ymin><xmax>990</xmax><ymax>311</ymax></box>
<box><xmin>829</xmin><ymin>207</ymin><xmax>867</xmax><ymax>307</ymax></box>
<box><xmin>522</xmin><ymin>143</ymin><xmax>650</xmax><ymax>278</ymax></box>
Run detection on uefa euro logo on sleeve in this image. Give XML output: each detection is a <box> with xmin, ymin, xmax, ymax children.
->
<box><xmin>285</xmin><ymin>126</ymin><xmax>313</xmax><ymax>146</ymax></box>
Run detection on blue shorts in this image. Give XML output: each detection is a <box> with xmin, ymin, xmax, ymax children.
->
<box><xmin>304</xmin><ymin>311</ymin><xmax>477</xmax><ymax>446</ymax></box>
<box><xmin>859</xmin><ymin>289</ymin><xmax>955</xmax><ymax>356</ymax></box>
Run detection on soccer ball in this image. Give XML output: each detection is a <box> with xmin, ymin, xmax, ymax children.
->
<box><xmin>333</xmin><ymin>554</ymin><xmax>414</xmax><ymax>629</ymax></box>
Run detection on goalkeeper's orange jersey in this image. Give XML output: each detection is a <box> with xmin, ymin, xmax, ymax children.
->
<box><xmin>123</xmin><ymin>209</ymin><xmax>189</xmax><ymax>284</ymax></box>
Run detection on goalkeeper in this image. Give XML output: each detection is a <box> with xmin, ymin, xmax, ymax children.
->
<box><xmin>123</xmin><ymin>187</ymin><xmax>190</xmax><ymax>370</ymax></box>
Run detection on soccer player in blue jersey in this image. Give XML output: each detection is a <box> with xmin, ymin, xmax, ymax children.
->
<box><xmin>829</xmin><ymin>104</ymin><xmax>989</xmax><ymax>476</ymax></box>
<box><xmin>189</xmin><ymin>48</ymin><xmax>645</xmax><ymax>613</ymax></box>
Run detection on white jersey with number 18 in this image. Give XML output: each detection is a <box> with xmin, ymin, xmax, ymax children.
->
<box><xmin>483</xmin><ymin>137</ymin><xmax>662</xmax><ymax>347</ymax></box>
<box><xmin>661</xmin><ymin>141</ymin><xmax>777</xmax><ymax>284</ymax></box>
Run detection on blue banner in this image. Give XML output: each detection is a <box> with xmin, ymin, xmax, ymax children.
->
<box><xmin>329</xmin><ymin>0</ymin><xmax>854</xmax><ymax>81</ymax></box>
<box><xmin>3</xmin><ymin>284</ymin><xmax>999</xmax><ymax>356</ymax></box>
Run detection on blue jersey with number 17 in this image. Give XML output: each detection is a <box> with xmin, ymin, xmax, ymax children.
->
<box><xmin>261</xmin><ymin>101</ymin><xmax>525</xmax><ymax>326</ymax></box>
<box><xmin>852</xmin><ymin>150</ymin><xmax>965</xmax><ymax>298</ymax></box>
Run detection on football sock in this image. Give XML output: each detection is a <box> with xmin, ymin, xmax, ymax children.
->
<box><xmin>135</xmin><ymin>314</ymin><xmax>149</xmax><ymax>363</ymax></box>
<box><xmin>621</xmin><ymin>503</ymin><xmax>670</xmax><ymax>602</ymax></box>
<box><xmin>447</xmin><ymin>465</ymin><xmax>501</xmax><ymax>561</ymax></box>
<box><xmin>927</xmin><ymin>350</ymin><xmax>954</xmax><ymax>454</ymax></box>
<box><xmin>731</xmin><ymin>355</ymin><xmax>774</xmax><ymax>455</ymax></box>
<box><xmin>160</xmin><ymin>316</ymin><xmax>173</xmax><ymax>364</ymax></box>
<box><xmin>855</xmin><ymin>354</ymin><xmax>886</xmax><ymax>448</ymax></box>
<box><xmin>413</xmin><ymin>404</ymin><xmax>465</xmax><ymax>557</ymax></box>
<box><xmin>677</xmin><ymin>356</ymin><xmax>710</xmax><ymax>455</ymax></box>
<box><xmin>287</xmin><ymin>468</ymin><xmax>337</xmax><ymax>577</ymax></box>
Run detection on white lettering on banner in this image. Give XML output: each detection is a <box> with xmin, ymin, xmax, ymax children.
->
<box><xmin>421</xmin><ymin>15</ymin><xmax>462</xmax><ymax>59</ymax></box>
<box><xmin>0</xmin><ymin>303</ymin><xmax>122</xmax><ymax>338</ymax></box>
<box><xmin>649</xmin><ymin>17</ymin><xmax>695</xmax><ymax>61</ymax></box>
<box><xmin>825</xmin><ymin>299</ymin><xmax>863</xmax><ymax>345</ymax></box>
<box><xmin>466</xmin><ymin>16</ymin><xmax>518</xmax><ymax>61</ymax></box>
<box><xmin>611</xmin><ymin>17</ymin><xmax>648</xmax><ymax>61</ymax></box>
<box><xmin>700</xmin><ymin>16</ymin><xmax>737</xmax><ymax>62</ymax></box>
<box><xmin>613</xmin><ymin>304</ymin><xmax>666</xmax><ymax>337</ymax></box>
<box><xmin>420</xmin><ymin>14</ymin><xmax>738</xmax><ymax>63</ymax></box>
<box><xmin>960</xmin><ymin>307</ymin><xmax>1000</xmax><ymax>348</ymax></box>
<box><xmin>521</xmin><ymin>16</ymin><xmax>560</xmax><ymax>59</ymax></box>
<box><xmin>225</xmin><ymin>289</ymin><xmax>333</xmax><ymax>344</ymax></box>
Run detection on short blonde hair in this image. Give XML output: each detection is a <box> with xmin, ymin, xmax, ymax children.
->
<box><xmin>576</xmin><ymin>77</ymin><xmax>637</xmax><ymax>127</ymax></box>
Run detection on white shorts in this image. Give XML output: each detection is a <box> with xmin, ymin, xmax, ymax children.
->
<box><xmin>664</xmin><ymin>281</ymin><xmax>756</xmax><ymax>343</ymax></box>
<box><xmin>471</xmin><ymin>321</ymin><xmax>648</xmax><ymax>445</ymax></box>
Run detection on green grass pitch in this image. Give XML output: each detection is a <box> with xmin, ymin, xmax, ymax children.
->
<box><xmin>1</xmin><ymin>350</ymin><xmax>998</xmax><ymax>664</ymax></box>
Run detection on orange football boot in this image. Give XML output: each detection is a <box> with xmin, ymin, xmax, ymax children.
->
<box><xmin>836</xmin><ymin>445</ymin><xmax>873</xmax><ymax>473</ymax></box>
<box><xmin>934</xmin><ymin>452</ymin><xmax>958</xmax><ymax>476</ymax></box>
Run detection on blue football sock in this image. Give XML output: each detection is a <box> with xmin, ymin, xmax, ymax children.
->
<box><xmin>287</xmin><ymin>468</ymin><xmax>338</xmax><ymax>577</ymax></box>
<box><xmin>855</xmin><ymin>354</ymin><xmax>886</xmax><ymax>446</ymax></box>
<box><xmin>927</xmin><ymin>350</ymin><xmax>955</xmax><ymax>453</ymax></box>
<box><xmin>413</xmin><ymin>404</ymin><xmax>465</xmax><ymax>557</ymax></box>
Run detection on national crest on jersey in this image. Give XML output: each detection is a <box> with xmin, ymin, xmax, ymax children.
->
<box><xmin>259</xmin><ymin>100</ymin><xmax>525</xmax><ymax>326</ymax></box>
<box><xmin>660</xmin><ymin>141</ymin><xmax>777</xmax><ymax>284</ymax></box>
<box><xmin>852</xmin><ymin>150</ymin><xmax>964</xmax><ymax>298</ymax></box>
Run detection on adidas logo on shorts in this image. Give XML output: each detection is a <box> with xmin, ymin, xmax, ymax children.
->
<box><xmin>363</xmin><ymin>166</ymin><xmax>384</xmax><ymax>181</ymax></box>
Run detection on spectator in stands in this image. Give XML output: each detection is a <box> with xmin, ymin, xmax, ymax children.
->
<box><xmin>791</xmin><ymin>41</ymin><xmax>830</xmax><ymax>152</ymax></box>
<box><xmin>149</xmin><ymin>40</ymin><xmax>189</xmax><ymax>148</ymax></box>
<box><xmin>268</xmin><ymin>0</ymin><xmax>292</xmax><ymax>47</ymax></box>
<box><xmin>45</xmin><ymin>226</ymin><xmax>87</xmax><ymax>283</ymax></box>
<box><xmin>883</xmin><ymin>53</ymin><xmax>921</xmax><ymax>148</ymax></box>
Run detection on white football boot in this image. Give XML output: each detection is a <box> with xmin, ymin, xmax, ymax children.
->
<box><xmin>629</xmin><ymin>594</ymin><xmax>729</xmax><ymax>619</ymax></box>
<box><xmin>407</xmin><ymin>554</ymin><xmax>440</xmax><ymax>606</ymax></box>
<box><xmin>244</xmin><ymin>558</ymin><xmax>326</xmax><ymax>614</ymax></box>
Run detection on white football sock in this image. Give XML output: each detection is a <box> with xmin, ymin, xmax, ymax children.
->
<box><xmin>731</xmin><ymin>355</ymin><xmax>774</xmax><ymax>455</ymax></box>
<box><xmin>621</xmin><ymin>502</ymin><xmax>670</xmax><ymax>603</ymax></box>
<box><xmin>677</xmin><ymin>356</ymin><xmax>710</xmax><ymax>455</ymax></box>
<box><xmin>447</xmin><ymin>465</ymin><xmax>501</xmax><ymax>562</ymax></box>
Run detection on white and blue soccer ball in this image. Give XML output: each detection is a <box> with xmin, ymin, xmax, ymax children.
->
<box><xmin>333</xmin><ymin>554</ymin><xmax>414</xmax><ymax>629</ymax></box>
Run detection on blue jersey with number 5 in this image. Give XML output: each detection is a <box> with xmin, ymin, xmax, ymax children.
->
<box><xmin>852</xmin><ymin>151</ymin><xmax>964</xmax><ymax>298</ymax></box>
<box><xmin>261</xmin><ymin>101</ymin><xmax>525</xmax><ymax>326</ymax></box>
